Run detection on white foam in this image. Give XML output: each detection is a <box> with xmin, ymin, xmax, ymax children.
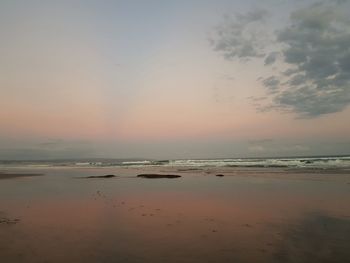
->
<box><xmin>163</xmin><ymin>156</ymin><xmax>350</xmax><ymax>169</ymax></box>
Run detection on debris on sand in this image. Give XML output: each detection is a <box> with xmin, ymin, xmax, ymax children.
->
<box><xmin>215</xmin><ymin>174</ymin><xmax>225</xmax><ymax>177</ymax></box>
<box><xmin>137</xmin><ymin>174</ymin><xmax>181</xmax><ymax>179</ymax></box>
<box><xmin>0</xmin><ymin>217</ymin><xmax>20</xmax><ymax>225</ymax></box>
<box><xmin>177</xmin><ymin>168</ymin><xmax>202</xmax><ymax>172</ymax></box>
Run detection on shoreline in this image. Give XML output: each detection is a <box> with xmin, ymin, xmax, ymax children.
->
<box><xmin>0</xmin><ymin>165</ymin><xmax>349</xmax><ymax>262</ymax></box>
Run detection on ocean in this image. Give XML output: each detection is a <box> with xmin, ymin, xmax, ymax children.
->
<box><xmin>1</xmin><ymin>155</ymin><xmax>350</xmax><ymax>169</ymax></box>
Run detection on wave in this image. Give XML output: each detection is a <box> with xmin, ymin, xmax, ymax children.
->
<box><xmin>166</xmin><ymin>156</ymin><xmax>350</xmax><ymax>169</ymax></box>
<box><xmin>78</xmin><ymin>156</ymin><xmax>350</xmax><ymax>169</ymax></box>
<box><xmin>1</xmin><ymin>156</ymin><xmax>349</xmax><ymax>169</ymax></box>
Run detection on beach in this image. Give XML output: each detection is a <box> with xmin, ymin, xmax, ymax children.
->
<box><xmin>1</xmin><ymin>165</ymin><xmax>349</xmax><ymax>263</ymax></box>
<box><xmin>2</xmin><ymin>0</ymin><xmax>350</xmax><ymax>262</ymax></box>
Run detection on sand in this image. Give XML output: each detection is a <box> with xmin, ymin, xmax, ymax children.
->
<box><xmin>0</xmin><ymin>166</ymin><xmax>349</xmax><ymax>263</ymax></box>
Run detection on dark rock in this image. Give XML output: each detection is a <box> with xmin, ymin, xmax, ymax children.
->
<box><xmin>137</xmin><ymin>174</ymin><xmax>181</xmax><ymax>179</ymax></box>
<box><xmin>216</xmin><ymin>174</ymin><xmax>225</xmax><ymax>177</ymax></box>
<box><xmin>85</xmin><ymin>174</ymin><xmax>116</xmax><ymax>179</ymax></box>
<box><xmin>0</xmin><ymin>172</ymin><xmax>43</xmax><ymax>180</ymax></box>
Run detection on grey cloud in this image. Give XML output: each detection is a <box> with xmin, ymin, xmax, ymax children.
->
<box><xmin>37</xmin><ymin>139</ymin><xmax>64</xmax><ymax>148</ymax></box>
<box><xmin>0</xmin><ymin>139</ymin><xmax>94</xmax><ymax>160</ymax></box>
<box><xmin>264</xmin><ymin>52</ymin><xmax>279</xmax><ymax>65</ymax></box>
<box><xmin>283</xmin><ymin>68</ymin><xmax>299</xmax><ymax>76</ymax></box>
<box><xmin>274</xmin><ymin>85</ymin><xmax>350</xmax><ymax>117</ymax></box>
<box><xmin>262</xmin><ymin>76</ymin><xmax>280</xmax><ymax>93</ymax></box>
<box><xmin>248</xmin><ymin>138</ymin><xmax>273</xmax><ymax>144</ymax></box>
<box><xmin>246</xmin><ymin>139</ymin><xmax>312</xmax><ymax>156</ymax></box>
<box><xmin>289</xmin><ymin>74</ymin><xmax>307</xmax><ymax>86</ymax></box>
<box><xmin>236</xmin><ymin>8</ymin><xmax>268</xmax><ymax>23</ymax></box>
<box><xmin>339</xmin><ymin>52</ymin><xmax>350</xmax><ymax>71</ymax></box>
<box><xmin>283</xmin><ymin>46</ymin><xmax>308</xmax><ymax>64</ymax></box>
<box><xmin>274</xmin><ymin>0</ymin><xmax>350</xmax><ymax>117</ymax></box>
<box><xmin>247</xmin><ymin>96</ymin><xmax>268</xmax><ymax>110</ymax></box>
<box><xmin>212</xmin><ymin>1</ymin><xmax>350</xmax><ymax>117</ymax></box>
<box><xmin>210</xmin><ymin>9</ymin><xmax>269</xmax><ymax>60</ymax></box>
<box><xmin>247</xmin><ymin>96</ymin><xmax>267</xmax><ymax>102</ymax></box>
<box><xmin>336</xmin><ymin>0</ymin><xmax>349</xmax><ymax>4</ymax></box>
<box><xmin>0</xmin><ymin>147</ymin><xmax>92</xmax><ymax>160</ymax></box>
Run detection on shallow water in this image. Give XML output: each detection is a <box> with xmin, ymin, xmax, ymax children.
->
<box><xmin>0</xmin><ymin>167</ymin><xmax>349</xmax><ymax>263</ymax></box>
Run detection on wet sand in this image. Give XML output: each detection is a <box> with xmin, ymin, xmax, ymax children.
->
<box><xmin>0</xmin><ymin>166</ymin><xmax>349</xmax><ymax>262</ymax></box>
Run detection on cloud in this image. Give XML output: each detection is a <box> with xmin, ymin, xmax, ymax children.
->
<box><xmin>283</xmin><ymin>68</ymin><xmax>299</xmax><ymax>76</ymax></box>
<box><xmin>262</xmin><ymin>76</ymin><xmax>280</xmax><ymax>93</ymax></box>
<box><xmin>288</xmin><ymin>74</ymin><xmax>307</xmax><ymax>86</ymax></box>
<box><xmin>248</xmin><ymin>138</ymin><xmax>273</xmax><ymax>144</ymax></box>
<box><xmin>274</xmin><ymin>85</ymin><xmax>350</xmax><ymax>117</ymax></box>
<box><xmin>248</xmin><ymin>145</ymin><xmax>265</xmax><ymax>153</ymax></box>
<box><xmin>264</xmin><ymin>52</ymin><xmax>279</xmax><ymax>65</ymax></box>
<box><xmin>247</xmin><ymin>139</ymin><xmax>310</xmax><ymax>155</ymax></box>
<box><xmin>209</xmin><ymin>8</ymin><xmax>269</xmax><ymax>60</ymax></box>
<box><xmin>212</xmin><ymin>1</ymin><xmax>350</xmax><ymax>117</ymax></box>
<box><xmin>0</xmin><ymin>139</ymin><xmax>93</xmax><ymax>160</ymax></box>
<box><xmin>37</xmin><ymin>139</ymin><xmax>64</xmax><ymax>148</ymax></box>
<box><xmin>293</xmin><ymin>145</ymin><xmax>310</xmax><ymax>152</ymax></box>
<box><xmin>272</xmin><ymin>0</ymin><xmax>350</xmax><ymax>117</ymax></box>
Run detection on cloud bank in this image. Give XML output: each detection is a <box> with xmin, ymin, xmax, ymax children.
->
<box><xmin>212</xmin><ymin>0</ymin><xmax>350</xmax><ymax>117</ymax></box>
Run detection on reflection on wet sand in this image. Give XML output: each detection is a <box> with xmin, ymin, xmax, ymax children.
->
<box><xmin>0</xmin><ymin>167</ymin><xmax>349</xmax><ymax>262</ymax></box>
<box><xmin>274</xmin><ymin>214</ymin><xmax>350</xmax><ymax>263</ymax></box>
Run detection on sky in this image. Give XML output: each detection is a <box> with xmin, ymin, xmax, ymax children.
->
<box><xmin>0</xmin><ymin>0</ymin><xmax>350</xmax><ymax>159</ymax></box>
